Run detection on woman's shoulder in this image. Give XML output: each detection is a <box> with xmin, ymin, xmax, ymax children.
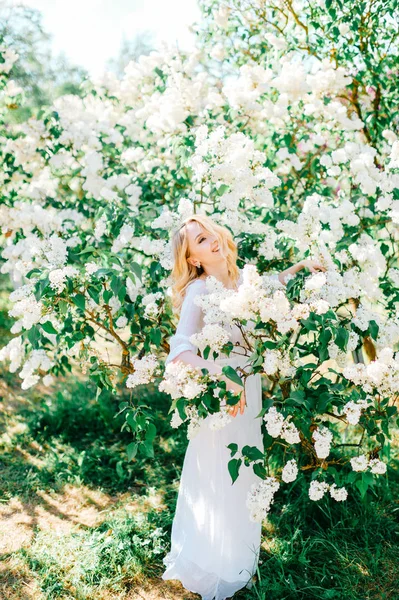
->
<box><xmin>186</xmin><ymin>277</ymin><xmax>208</xmax><ymax>294</ymax></box>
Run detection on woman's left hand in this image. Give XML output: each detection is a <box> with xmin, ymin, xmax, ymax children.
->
<box><xmin>300</xmin><ymin>259</ymin><xmax>327</xmax><ymax>274</ymax></box>
<box><xmin>228</xmin><ymin>390</ymin><xmax>246</xmax><ymax>417</ymax></box>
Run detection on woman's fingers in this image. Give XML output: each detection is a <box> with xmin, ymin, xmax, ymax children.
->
<box><xmin>228</xmin><ymin>391</ymin><xmax>245</xmax><ymax>417</ymax></box>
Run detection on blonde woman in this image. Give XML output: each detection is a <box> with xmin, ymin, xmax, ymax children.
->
<box><xmin>161</xmin><ymin>214</ymin><xmax>325</xmax><ymax>600</ymax></box>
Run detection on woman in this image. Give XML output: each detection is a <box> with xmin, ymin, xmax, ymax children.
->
<box><xmin>161</xmin><ymin>214</ymin><xmax>325</xmax><ymax>600</ymax></box>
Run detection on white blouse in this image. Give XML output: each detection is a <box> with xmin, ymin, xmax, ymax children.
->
<box><xmin>165</xmin><ymin>270</ymin><xmax>280</xmax><ymax>366</ymax></box>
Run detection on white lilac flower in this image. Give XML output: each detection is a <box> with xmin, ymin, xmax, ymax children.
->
<box><xmin>170</xmin><ymin>409</ymin><xmax>184</xmax><ymax>429</ymax></box>
<box><xmin>329</xmin><ymin>483</ymin><xmax>348</xmax><ymax>501</ymax></box>
<box><xmin>312</xmin><ymin>426</ymin><xmax>333</xmax><ymax>459</ymax></box>
<box><xmin>111</xmin><ymin>224</ymin><xmax>134</xmax><ymax>253</ymax></box>
<box><xmin>0</xmin><ymin>336</ymin><xmax>24</xmax><ymax>373</ymax></box>
<box><xmin>186</xmin><ymin>406</ymin><xmax>203</xmax><ymax>439</ymax></box>
<box><xmin>368</xmin><ymin>458</ymin><xmax>387</xmax><ymax>475</ymax></box>
<box><xmin>263</xmin><ymin>406</ymin><xmax>285</xmax><ymax>437</ymax></box>
<box><xmin>49</xmin><ymin>265</ymin><xmax>79</xmax><ymax>293</ymax></box>
<box><xmin>246</xmin><ymin>477</ymin><xmax>280</xmax><ymax>523</ymax></box>
<box><xmin>190</xmin><ymin>323</ymin><xmax>230</xmax><ymax>354</ymax></box>
<box><xmin>126</xmin><ymin>354</ymin><xmax>158</xmax><ymax>388</ymax></box>
<box><xmin>94</xmin><ymin>214</ymin><xmax>108</xmax><ymax>240</ymax></box>
<box><xmin>115</xmin><ymin>315</ymin><xmax>128</xmax><ymax>329</ymax></box>
<box><xmin>309</xmin><ymin>480</ymin><xmax>329</xmax><ymax>501</ymax></box>
<box><xmin>159</xmin><ymin>361</ymin><xmax>206</xmax><ymax>401</ymax></box>
<box><xmin>281</xmin><ymin>421</ymin><xmax>301</xmax><ymax>444</ymax></box>
<box><xmin>142</xmin><ymin>292</ymin><xmax>163</xmax><ymax>318</ymax></box>
<box><xmin>19</xmin><ymin>349</ymin><xmax>54</xmax><ymax>390</ymax></box>
<box><xmin>85</xmin><ymin>262</ymin><xmax>98</xmax><ymax>275</ymax></box>
<box><xmin>281</xmin><ymin>459</ymin><xmax>298</xmax><ymax>483</ymax></box>
<box><xmin>208</xmin><ymin>407</ymin><xmax>233</xmax><ymax>431</ymax></box>
<box><xmin>42</xmin><ymin>374</ymin><xmax>54</xmax><ymax>386</ymax></box>
<box><xmin>350</xmin><ymin>455</ymin><xmax>369</xmax><ymax>472</ymax></box>
<box><xmin>341</xmin><ymin>399</ymin><xmax>369</xmax><ymax>425</ymax></box>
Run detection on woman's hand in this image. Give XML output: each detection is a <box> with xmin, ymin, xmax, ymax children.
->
<box><xmin>278</xmin><ymin>258</ymin><xmax>326</xmax><ymax>284</ymax></box>
<box><xmin>300</xmin><ymin>259</ymin><xmax>327</xmax><ymax>273</ymax></box>
<box><xmin>224</xmin><ymin>379</ymin><xmax>246</xmax><ymax>417</ymax></box>
<box><xmin>228</xmin><ymin>389</ymin><xmax>246</xmax><ymax>417</ymax></box>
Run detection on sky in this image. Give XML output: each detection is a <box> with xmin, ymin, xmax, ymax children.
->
<box><xmin>13</xmin><ymin>0</ymin><xmax>201</xmax><ymax>77</ymax></box>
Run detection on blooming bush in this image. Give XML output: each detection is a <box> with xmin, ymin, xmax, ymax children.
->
<box><xmin>1</xmin><ymin>0</ymin><xmax>399</xmax><ymax>520</ymax></box>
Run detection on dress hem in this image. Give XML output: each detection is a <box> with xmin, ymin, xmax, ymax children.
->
<box><xmin>161</xmin><ymin>552</ymin><xmax>255</xmax><ymax>600</ymax></box>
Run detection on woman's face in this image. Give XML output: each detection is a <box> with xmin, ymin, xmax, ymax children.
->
<box><xmin>185</xmin><ymin>221</ymin><xmax>223</xmax><ymax>269</ymax></box>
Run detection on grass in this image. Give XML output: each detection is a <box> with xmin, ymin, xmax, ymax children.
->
<box><xmin>0</xmin><ymin>273</ymin><xmax>398</xmax><ymax>599</ymax></box>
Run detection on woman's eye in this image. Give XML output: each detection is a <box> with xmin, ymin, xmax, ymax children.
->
<box><xmin>199</xmin><ymin>237</ymin><xmax>205</xmax><ymax>243</ymax></box>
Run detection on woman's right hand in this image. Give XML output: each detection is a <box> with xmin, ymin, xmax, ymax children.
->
<box><xmin>223</xmin><ymin>377</ymin><xmax>246</xmax><ymax>417</ymax></box>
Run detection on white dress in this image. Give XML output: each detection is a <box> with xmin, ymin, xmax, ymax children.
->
<box><xmin>162</xmin><ymin>269</ymin><xmax>278</xmax><ymax>600</ymax></box>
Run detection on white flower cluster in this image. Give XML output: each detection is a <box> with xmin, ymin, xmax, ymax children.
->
<box><xmin>189</xmin><ymin>323</ymin><xmax>231</xmax><ymax>354</ymax></box>
<box><xmin>281</xmin><ymin>459</ymin><xmax>298</xmax><ymax>483</ymax></box>
<box><xmin>340</xmin><ymin>398</ymin><xmax>370</xmax><ymax>425</ymax></box>
<box><xmin>350</xmin><ymin>454</ymin><xmax>387</xmax><ymax>474</ymax></box>
<box><xmin>263</xmin><ymin>406</ymin><xmax>301</xmax><ymax>444</ymax></box>
<box><xmin>49</xmin><ymin>265</ymin><xmax>79</xmax><ymax>293</ymax></box>
<box><xmin>159</xmin><ymin>360</ymin><xmax>207</xmax><ymax>400</ymax></box>
<box><xmin>8</xmin><ymin>284</ymin><xmax>43</xmax><ymax>333</ymax></box>
<box><xmin>111</xmin><ymin>224</ymin><xmax>134</xmax><ymax>253</ymax></box>
<box><xmin>189</xmin><ymin>125</ymin><xmax>281</xmax><ymax>221</ymax></box>
<box><xmin>343</xmin><ymin>348</ymin><xmax>399</xmax><ymax>397</ymax></box>
<box><xmin>126</xmin><ymin>354</ymin><xmax>158</xmax><ymax>389</ymax></box>
<box><xmin>309</xmin><ymin>480</ymin><xmax>348</xmax><ymax>502</ymax></box>
<box><xmin>312</xmin><ymin>426</ymin><xmax>333</xmax><ymax>459</ymax></box>
<box><xmin>263</xmin><ymin>348</ymin><xmax>296</xmax><ymax>378</ymax></box>
<box><xmin>142</xmin><ymin>291</ymin><xmax>164</xmax><ymax>318</ymax></box>
<box><xmin>0</xmin><ymin>46</ymin><xmax>19</xmax><ymax>75</ymax></box>
<box><xmin>246</xmin><ymin>477</ymin><xmax>280</xmax><ymax>523</ymax></box>
<box><xmin>169</xmin><ymin>405</ymin><xmax>203</xmax><ymax>440</ymax></box>
<box><xmin>207</xmin><ymin>406</ymin><xmax>233</xmax><ymax>431</ymax></box>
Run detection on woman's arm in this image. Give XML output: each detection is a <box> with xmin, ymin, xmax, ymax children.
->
<box><xmin>277</xmin><ymin>258</ymin><xmax>326</xmax><ymax>285</ymax></box>
<box><xmin>166</xmin><ymin>281</ymin><xmax>242</xmax><ymax>395</ymax></box>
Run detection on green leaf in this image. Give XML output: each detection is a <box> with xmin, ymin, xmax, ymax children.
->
<box><xmin>227</xmin><ymin>443</ymin><xmax>238</xmax><ymax>457</ymax></box>
<box><xmin>87</xmin><ymin>286</ymin><xmax>100</xmax><ymax>305</ymax></box>
<box><xmin>222</xmin><ymin>365</ymin><xmax>243</xmax><ymax>387</ymax></box>
<box><xmin>59</xmin><ymin>300</ymin><xmax>68</xmax><ymax>315</ymax></box>
<box><xmin>369</xmin><ymin>320</ymin><xmax>379</xmax><ymax>341</ymax></box>
<box><xmin>77</xmin><ymin>245</ymin><xmax>96</xmax><ymax>255</ymax></box>
<box><xmin>103</xmin><ymin>289</ymin><xmax>112</xmax><ymax>303</ymax></box>
<box><xmin>126</xmin><ymin>412</ymin><xmax>137</xmax><ymax>431</ymax></box>
<box><xmin>150</xmin><ymin>327</ymin><xmax>162</xmax><ymax>347</ymax></box>
<box><xmin>242</xmin><ymin>445</ymin><xmax>264</xmax><ymax>461</ymax></box>
<box><xmin>118</xmin><ymin>284</ymin><xmax>127</xmax><ymax>302</ymax></box>
<box><xmin>253</xmin><ymin>462</ymin><xmax>267</xmax><ymax>479</ymax></box>
<box><xmin>335</xmin><ymin>327</ymin><xmax>349</xmax><ymax>351</ymax></box>
<box><xmin>26</xmin><ymin>268</ymin><xmax>41</xmax><ymax>279</ymax></box>
<box><xmin>130</xmin><ymin>262</ymin><xmax>142</xmax><ymax>281</ymax></box>
<box><xmin>73</xmin><ymin>294</ymin><xmax>86</xmax><ymax>311</ymax></box>
<box><xmin>126</xmin><ymin>442</ymin><xmax>138</xmax><ymax>461</ymax></box>
<box><xmin>145</xmin><ymin>422</ymin><xmax>157</xmax><ymax>442</ymax></box>
<box><xmin>28</xmin><ymin>326</ymin><xmax>40</xmax><ymax>347</ymax></box>
<box><xmin>41</xmin><ymin>321</ymin><xmax>58</xmax><ymax>335</ymax></box>
<box><xmin>228</xmin><ymin>458</ymin><xmax>242</xmax><ymax>484</ymax></box>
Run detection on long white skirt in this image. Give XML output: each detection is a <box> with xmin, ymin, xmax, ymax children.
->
<box><xmin>162</xmin><ymin>355</ymin><xmax>263</xmax><ymax>600</ymax></box>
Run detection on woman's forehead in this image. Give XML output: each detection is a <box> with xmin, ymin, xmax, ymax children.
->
<box><xmin>185</xmin><ymin>220</ymin><xmax>206</xmax><ymax>238</ymax></box>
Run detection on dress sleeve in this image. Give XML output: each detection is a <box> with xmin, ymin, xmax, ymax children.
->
<box><xmin>165</xmin><ymin>280</ymin><xmax>206</xmax><ymax>366</ymax></box>
<box><xmin>268</xmin><ymin>273</ymin><xmax>280</xmax><ymax>281</ymax></box>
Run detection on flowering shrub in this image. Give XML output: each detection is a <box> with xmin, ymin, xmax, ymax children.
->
<box><xmin>1</xmin><ymin>0</ymin><xmax>399</xmax><ymax>520</ymax></box>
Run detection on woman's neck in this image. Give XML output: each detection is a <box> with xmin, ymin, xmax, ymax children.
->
<box><xmin>199</xmin><ymin>264</ymin><xmax>237</xmax><ymax>290</ymax></box>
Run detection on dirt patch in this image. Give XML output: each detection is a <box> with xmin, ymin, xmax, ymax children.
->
<box><xmin>0</xmin><ymin>484</ymin><xmax>114</xmax><ymax>554</ymax></box>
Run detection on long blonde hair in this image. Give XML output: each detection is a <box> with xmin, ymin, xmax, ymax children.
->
<box><xmin>170</xmin><ymin>214</ymin><xmax>239</xmax><ymax>313</ymax></box>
